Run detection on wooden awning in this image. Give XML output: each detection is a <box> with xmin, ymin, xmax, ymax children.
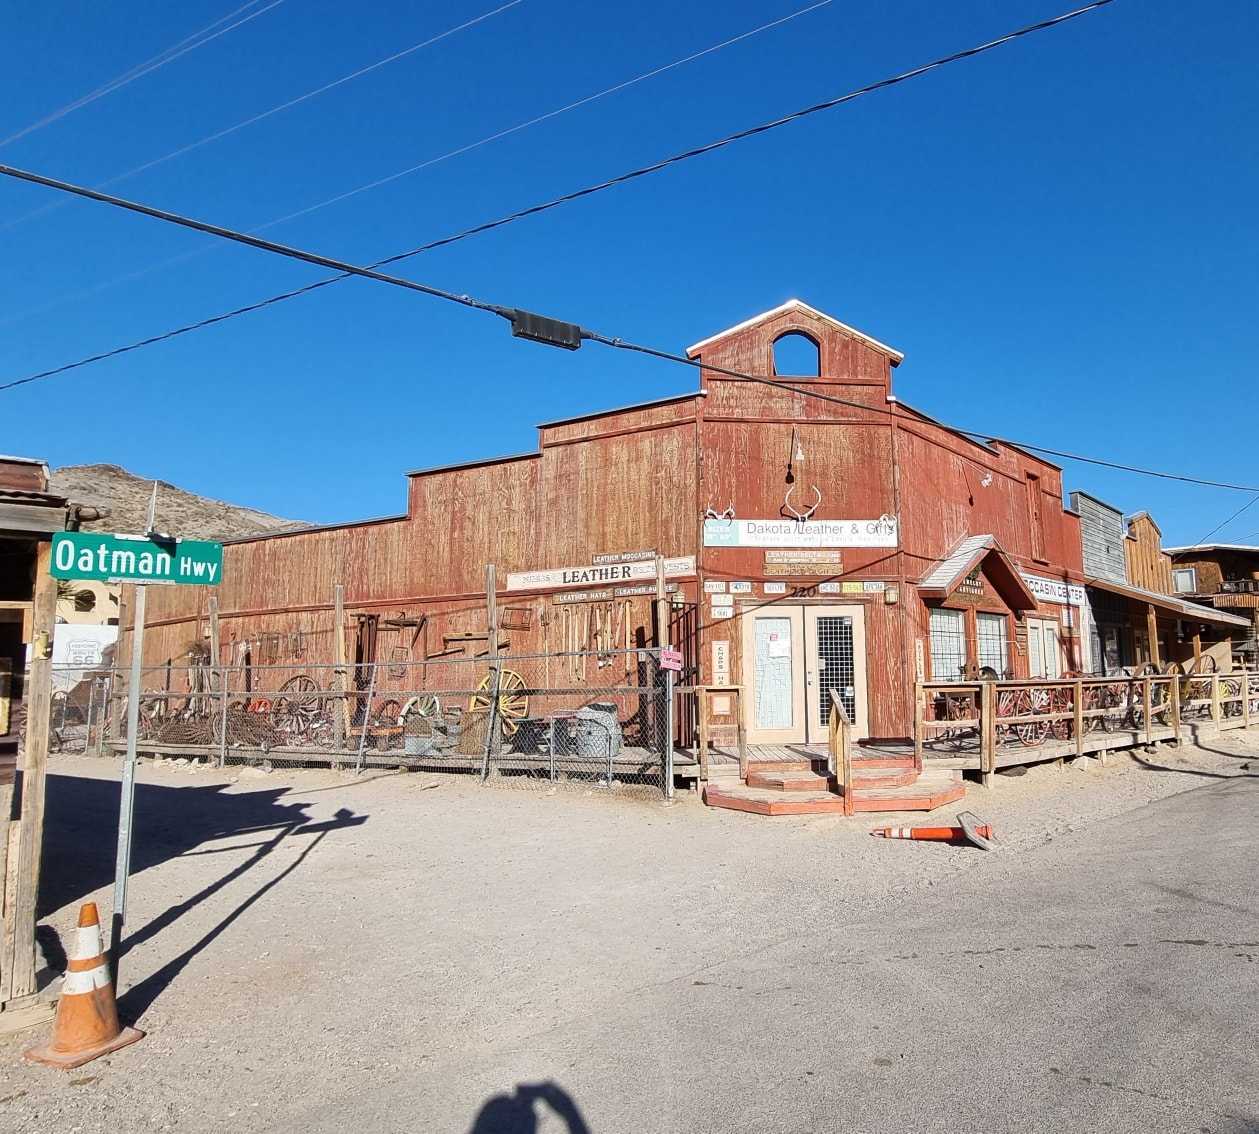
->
<box><xmin>917</xmin><ymin>535</ymin><xmax>1039</xmax><ymax>610</ymax></box>
<box><xmin>1085</xmin><ymin>576</ymin><xmax>1250</xmax><ymax>629</ymax></box>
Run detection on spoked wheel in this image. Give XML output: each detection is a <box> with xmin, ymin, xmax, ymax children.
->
<box><xmin>279</xmin><ymin>674</ymin><xmax>321</xmax><ymax>708</ymax></box>
<box><xmin>400</xmin><ymin>693</ymin><xmax>441</xmax><ymax>724</ymax></box>
<box><xmin>469</xmin><ymin>669</ymin><xmax>530</xmax><ymax>736</ymax></box>
<box><xmin>996</xmin><ymin>688</ymin><xmax>1047</xmax><ymax>747</ymax></box>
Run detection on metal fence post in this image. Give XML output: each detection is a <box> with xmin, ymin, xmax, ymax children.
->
<box><xmin>355</xmin><ymin>662</ymin><xmax>377</xmax><ymax>774</ymax></box>
<box><xmin>664</xmin><ymin>657</ymin><xmax>675</xmax><ymax>801</ymax></box>
<box><xmin>217</xmin><ymin>666</ymin><xmax>231</xmax><ymax>768</ymax></box>
<box><xmin>481</xmin><ymin>663</ymin><xmax>502</xmax><ymax>783</ymax></box>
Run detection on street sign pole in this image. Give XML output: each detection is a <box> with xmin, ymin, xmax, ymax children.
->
<box><xmin>110</xmin><ymin>577</ymin><xmax>145</xmax><ymax>972</ymax></box>
<box><xmin>110</xmin><ymin>483</ymin><xmax>156</xmax><ymax>975</ymax></box>
<box><xmin>48</xmin><ymin>485</ymin><xmax>224</xmax><ymax>982</ymax></box>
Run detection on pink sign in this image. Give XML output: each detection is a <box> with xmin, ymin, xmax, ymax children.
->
<box><xmin>661</xmin><ymin>647</ymin><xmax>683</xmax><ymax>672</ymax></box>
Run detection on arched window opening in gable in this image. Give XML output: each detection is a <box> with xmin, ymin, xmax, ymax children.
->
<box><xmin>772</xmin><ymin>331</ymin><xmax>820</xmax><ymax>378</ymax></box>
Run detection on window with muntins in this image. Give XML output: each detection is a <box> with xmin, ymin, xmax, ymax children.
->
<box><xmin>929</xmin><ymin>608</ymin><xmax>966</xmax><ymax>680</ymax></box>
<box><xmin>976</xmin><ymin>612</ymin><xmax>1009</xmax><ymax>676</ymax></box>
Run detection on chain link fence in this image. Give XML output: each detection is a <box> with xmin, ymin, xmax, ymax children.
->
<box><xmin>49</xmin><ymin>648</ymin><xmax>673</xmax><ymax>799</ymax></box>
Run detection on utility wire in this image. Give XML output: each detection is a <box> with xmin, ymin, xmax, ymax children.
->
<box><xmin>2</xmin><ymin>107</ymin><xmax>1252</xmax><ymax>495</ymax></box>
<box><xmin>0</xmin><ymin>0</ymin><xmax>1116</xmax><ymax>387</ymax></box>
<box><xmin>0</xmin><ymin>0</ymin><xmax>287</xmax><ymax>149</ymax></box>
<box><xmin>0</xmin><ymin>0</ymin><xmax>833</xmax><ymax>321</ymax></box>
<box><xmin>582</xmin><ymin>333</ymin><xmax>1259</xmax><ymax>493</ymax></box>
<box><xmin>0</xmin><ymin>0</ymin><xmax>527</xmax><ymax>233</ymax></box>
<box><xmin>1189</xmin><ymin>494</ymin><xmax>1259</xmax><ymax>547</ymax></box>
<box><xmin>0</xmin><ymin>162</ymin><xmax>511</xmax><ymax>319</ymax></box>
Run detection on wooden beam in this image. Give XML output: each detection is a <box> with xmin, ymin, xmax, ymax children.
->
<box><xmin>980</xmin><ymin>680</ymin><xmax>996</xmax><ymax>790</ymax></box>
<box><xmin>332</xmin><ymin>584</ymin><xmax>347</xmax><ymax>752</ymax></box>
<box><xmin>3</xmin><ymin>540</ymin><xmax>56</xmax><ymax>1004</ymax></box>
<box><xmin>1146</xmin><ymin>604</ymin><xmax>1161</xmax><ymax>668</ymax></box>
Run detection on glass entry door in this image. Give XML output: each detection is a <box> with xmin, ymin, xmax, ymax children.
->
<box><xmin>804</xmin><ymin>606</ymin><xmax>868</xmax><ymax>740</ymax></box>
<box><xmin>742</xmin><ymin>607</ymin><xmax>806</xmax><ymax>745</ymax></box>
<box><xmin>741</xmin><ymin>605</ymin><xmax>868</xmax><ymax>744</ymax></box>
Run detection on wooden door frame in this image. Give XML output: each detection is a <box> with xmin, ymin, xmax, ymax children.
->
<box><xmin>739</xmin><ymin>605</ymin><xmax>806</xmax><ymax>745</ymax></box>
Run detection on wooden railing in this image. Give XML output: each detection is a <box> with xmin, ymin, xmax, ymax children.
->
<box><xmin>680</xmin><ymin>684</ymin><xmax>748</xmax><ymax>778</ymax></box>
<box><xmin>828</xmin><ymin>690</ymin><xmax>855</xmax><ymax>817</ymax></box>
<box><xmin>915</xmin><ymin>671</ymin><xmax>1258</xmax><ymax>785</ymax></box>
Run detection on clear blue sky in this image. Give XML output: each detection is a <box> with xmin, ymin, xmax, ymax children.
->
<box><xmin>2</xmin><ymin>0</ymin><xmax>1255</xmax><ymax>545</ymax></box>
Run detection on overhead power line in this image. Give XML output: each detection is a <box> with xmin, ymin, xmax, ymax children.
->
<box><xmin>1</xmin><ymin>157</ymin><xmax>1251</xmax><ymax>496</ymax></box>
<box><xmin>1190</xmin><ymin>494</ymin><xmax>1259</xmax><ymax>547</ymax></box>
<box><xmin>2</xmin><ymin>76</ymin><xmax>1253</xmax><ymax>496</ymax></box>
<box><xmin>0</xmin><ymin>0</ymin><xmax>528</xmax><ymax>233</ymax></box>
<box><xmin>582</xmin><ymin>335</ymin><xmax>1259</xmax><ymax>494</ymax></box>
<box><xmin>0</xmin><ymin>0</ymin><xmax>287</xmax><ymax>149</ymax></box>
<box><xmin>0</xmin><ymin>0</ymin><xmax>834</xmax><ymax>321</ymax></box>
<box><xmin>0</xmin><ymin>0</ymin><xmax>1116</xmax><ymax>387</ymax></box>
<box><xmin>0</xmin><ymin>162</ymin><xmax>512</xmax><ymax>318</ymax></box>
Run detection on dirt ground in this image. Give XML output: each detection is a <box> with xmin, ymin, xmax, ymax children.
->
<box><xmin>1</xmin><ymin>729</ymin><xmax>1255</xmax><ymax>1132</ymax></box>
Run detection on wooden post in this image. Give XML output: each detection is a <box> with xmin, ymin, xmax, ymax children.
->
<box><xmin>828</xmin><ymin>692</ymin><xmax>854</xmax><ymax>817</ymax></box>
<box><xmin>697</xmin><ymin>688</ymin><xmax>710</xmax><ymax>780</ymax></box>
<box><xmin>1170</xmin><ymin>670</ymin><xmax>1181</xmax><ymax>746</ymax></box>
<box><xmin>1210</xmin><ymin>672</ymin><xmax>1221</xmax><ymax>728</ymax></box>
<box><xmin>1142</xmin><ymin>676</ymin><xmax>1153</xmax><ymax>747</ymax></box>
<box><xmin>108</xmin><ymin>586</ymin><xmax>130</xmax><ymax>744</ymax></box>
<box><xmin>2</xmin><ymin>541</ymin><xmax>56</xmax><ymax>1006</ymax></box>
<box><xmin>735</xmin><ymin>686</ymin><xmax>748</xmax><ymax>780</ymax></box>
<box><xmin>1243</xmin><ymin>670</ymin><xmax>1252</xmax><ymax>729</ymax></box>
<box><xmin>913</xmin><ymin>682</ymin><xmax>925</xmax><ymax>772</ymax></box>
<box><xmin>1192</xmin><ymin>630</ymin><xmax>1202</xmax><ymax>671</ymax></box>
<box><xmin>980</xmin><ymin>680</ymin><xmax>996</xmax><ymax>790</ymax></box>
<box><xmin>484</xmin><ymin>564</ymin><xmax>501</xmax><ymax>766</ymax></box>
<box><xmin>485</xmin><ymin>563</ymin><xmax>499</xmax><ymax>660</ymax></box>
<box><xmin>332</xmin><ymin>584</ymin><xmax>347</xmax><ymax>754</ymax></box>
<box><xmin>1073</xmin><ymin>678</ymin><xmax>1084</xmax><ymax>757</ymax></box>
<box><xmin>1146</xmin><ymin>604</ymin><xmax>1161</xmax><ymax>669</ymax></box>
<box><xmin>654</xmin><ymin>556</ymin><xmax>668</xmax><ymax>650</ymax></box>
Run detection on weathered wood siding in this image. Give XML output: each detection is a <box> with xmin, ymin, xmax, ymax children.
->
<box><xmin>1124</xmin><ymin>513</ymin><xmax>1173</xmax><ymax>593</ymax></box>
<box><xmin>1070</xmin><ymin>492</ymin><xmax>1126</xmax><ymax>581</ymax></box>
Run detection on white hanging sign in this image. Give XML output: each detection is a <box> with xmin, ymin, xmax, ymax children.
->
<box><xmin>507</xmin><ymin>555</ymin><xmax>695</xmax><ymax>592</ymax></box>
<box><xmin>704</xmin><ymin>517</ymin><xmax>898</xmax><ymax>548</ymax></box>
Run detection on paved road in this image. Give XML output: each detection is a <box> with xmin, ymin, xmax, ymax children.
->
<box><xmin>305</xmin><ymin>775</ymin><xmax>1259</xmax><ymax>1134</ymax></box>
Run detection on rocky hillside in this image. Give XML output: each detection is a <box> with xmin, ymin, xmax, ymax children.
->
<box><xmin>49</xmin><ymin>464</ymin><xmax>304</xmax><ymax>540</ymax></box>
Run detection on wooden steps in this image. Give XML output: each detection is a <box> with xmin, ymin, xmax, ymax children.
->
<box><xmin>704</xmin><ymin>757</ymin><xmax>965</xmax><ymax>817</ymax></box>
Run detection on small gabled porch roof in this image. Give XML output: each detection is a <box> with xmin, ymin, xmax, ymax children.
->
<box><xmin>917</xmin><ymin>534</ymin><xmax>1039</xmax><ymax>610</ymax></box>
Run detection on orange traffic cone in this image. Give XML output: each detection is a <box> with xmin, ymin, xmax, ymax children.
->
<box><xmin>872</xmin><ymin>812</ymin><xmax>996</xmax><ymax>850</ymax></box>
<box><xmin>24</xmin><ymin>902</ymin><xmax>144</xmax><ymax>1069</ymax></box>
<box><xmin>872</xmin><ymin>824</ymin><xmax>983</xmax><ymax>842</ymax></box>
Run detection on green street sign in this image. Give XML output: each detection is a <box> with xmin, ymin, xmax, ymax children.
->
<box><xmin>51</xmin><ymin>531</ymin><xmax>223</xmax><ymax>585</ymax></box>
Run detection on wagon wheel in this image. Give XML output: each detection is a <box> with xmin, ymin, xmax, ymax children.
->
<box><xmin>372</xmin><ymin>699</ymin><xmax>402</xmax><ymax>725</ymax></box>
<box><xmin>279</xmin><ymin>673</ymin><xmax>321</xmax><ymax>708</ymax></box>
<box><xmin>1189</xmin><ymin>654</ymin><xmax>1217</xmax><ymax>675</ymax></box>
<box><xmin>400</xmin><ymin>693</ymin><xmax>441</xmax><ymax>725</ymax></box>
<box><xmin>270</xmin><ymin>695</ymin><xmax>311</xmax><ymax>736</ymax></box>
<box><xmin>468</xmin><ymin>669</ymin><xmax>530</xmax><ymax>736</ymax></box>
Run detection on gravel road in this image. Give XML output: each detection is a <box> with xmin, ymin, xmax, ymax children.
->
<box><xmin>1</xmin><ymin>731</ymin><xmax>1256</xmax><ymax>1132</ymax></box>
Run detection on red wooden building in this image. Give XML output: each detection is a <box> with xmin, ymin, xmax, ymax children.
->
<box><xmin>134</xmin><ymin>300</ymin><xmax>1090</xmax><ymax>746</ymax></box>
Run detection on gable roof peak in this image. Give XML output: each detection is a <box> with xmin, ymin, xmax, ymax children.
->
<box><xmin>686</xmin><ymin>299</ymin><xmax>903</xmax><ymax>364</ymax></box>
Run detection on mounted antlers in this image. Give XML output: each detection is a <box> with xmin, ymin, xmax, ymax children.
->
<box><xmin>783</xmin><ymin>484</ymin><xmax>821</xmax><ymax>522</ymax></box>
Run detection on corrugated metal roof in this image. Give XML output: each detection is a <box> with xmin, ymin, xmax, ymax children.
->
<box><xmin>1084</xmin><ymin>576</ymin><xmax>1252</xmax><ymax>628</ymax></box>
<box><xmin>1165</xmin><ymin>543</ymin><xmax>1259</xmax><ymax>555</ymax></box>
<box><xmin>918</xmin><ymin>534</ymin><xmax>995</xmax><ymax>590</ymax></box>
